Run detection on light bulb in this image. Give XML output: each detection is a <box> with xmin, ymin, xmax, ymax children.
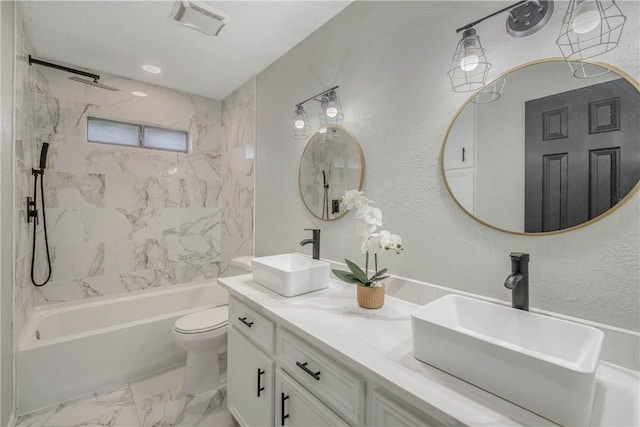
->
<box><xmin>571</xmin><ymin>7</ymin><xmax>601</xmax><ymax>34</ymax></box>
<box><xmin>294</xmin><ymin>119</ymin><xmax>305</xmax><ymax>129</ymax></box>
<box><xmin>326</xmin><ymin>107</ymin><xmax>338</xmax><ymax>118</ymax></box>
<box><xmin>460</xmin><ymin>54</ymin><xmax>479</xmax><ymax>72</ymax></box>
<box><xmin>319</xmin><ymin>127</ymin><xmax>327</xmax><ymax>134</ymax></box>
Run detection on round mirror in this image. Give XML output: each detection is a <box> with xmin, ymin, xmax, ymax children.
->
<box><xmin>442</xmin><ymin>59</ymin><xmax>640</xmax><ymax>235</ymax></box>
<box><xmin>299</xmin><ymin>126</ymin><xmax>364</xmax><ymax>220</ymax></box>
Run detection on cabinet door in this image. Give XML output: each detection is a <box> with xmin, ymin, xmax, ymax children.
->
<box><xmin>228</xmin><ymin>327</ymin><xmax>274</xmax><ymax>427</ymax></box>
<box><xmin>275</xmin><ymin>370</ymin><xmax>348</xmax><ymax>427</ymax></box>
<box><xmin>445</xmin><ymin>169</ymin><xmax>475</xmax><ymax>214</ymax></box>
<box><xmin>444</xmin><ymin>102</ymin><xmax>475</xmax><ymax>170</ymax></box>
<box><xmin>369</xmin><ymin>389</ymin><xmax>442</xmax><ymax>427</ymax></box>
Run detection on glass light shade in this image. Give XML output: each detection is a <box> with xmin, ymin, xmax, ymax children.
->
<box><xmin>448</xmin><ymin>28</ymin><xmax>491</xmax><ymax>92</ymax></box>
<box><xmin>320</xmin><ymin>90</ymin><xmax>344</xmax><ymax>126</ymax></box>
<box><xmin>556</xmin><ymin>0</ymin><xmax>626</xmax><ymax>77</ymax></box>
<box><xmin>471</xmin><ymin>76</ymin><xmax>507</xmax><ymax>104</ymax></box>
<box><xmin>289</xmin><ymin>105</ymin><xmax>311</xmax><ymax>139</ymax></box>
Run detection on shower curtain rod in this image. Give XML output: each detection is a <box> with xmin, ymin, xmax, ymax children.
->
<box><xmin>28</xmin><ymin>55</ymin><xmax>101</xmax><ymax>82</ymax></box>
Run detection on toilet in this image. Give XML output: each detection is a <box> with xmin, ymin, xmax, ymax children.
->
<box><xmin>172</xmin><ymin>256</ymin><xmax>252</xmax><ymax>394</ymax></box>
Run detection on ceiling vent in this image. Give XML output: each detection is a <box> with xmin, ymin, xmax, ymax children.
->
<box><xmin>171</xmin><ymin>1</ymin><xmax>230</xmax><ymax>37</ymax></box>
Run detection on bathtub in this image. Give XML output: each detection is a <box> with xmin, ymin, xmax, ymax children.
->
<box><xmin>17</xmin><ymin>279</ymin><xmax>228</xmax><ymax>415</ymax></box>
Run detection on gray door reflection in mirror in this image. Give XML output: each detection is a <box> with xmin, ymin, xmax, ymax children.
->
<box><xmin>441</xmin><ymin>59</ymin><xmax>640</xmax><ymax>235</ymax></box>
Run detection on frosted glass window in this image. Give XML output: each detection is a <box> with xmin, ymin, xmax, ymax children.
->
<box><xmin>143</xmin><ymin>126</ymin><xmax>188</xmax><ymax>152</ymax></box>
<box><xmin>87</xmin><ymin>117</ymin><xmax>189</xmax><ymax>153</ymax></box>
<box><xmin>87</xmin><ymin>118</ymin><xmax>140</xmax><ymax>147</ymax></box>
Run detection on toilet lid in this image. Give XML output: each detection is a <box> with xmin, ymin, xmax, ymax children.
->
<box><xmin>174</xmin><ymin>305</ymin><xmax>228</xmax><ymax>334</ymax></box>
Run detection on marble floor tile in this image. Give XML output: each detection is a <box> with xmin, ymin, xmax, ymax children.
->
<box><xmin>136</xmin><ymin>387</ymin><xmax>235</xmax><ymax>427</ymax></box>
<box><xmin>133</xmin><ymin>365</ymin><xmax>234</xmax><ymax>427</ymax></box>
<box><xmin>16</xmin><ymin>365</ymin><xmax>236</xmax><ymax>427</ymax></box>
<box><xmin>15</xmin><ymin>383</ymin><xmax>139</xmax><ymax>427</ymax></box>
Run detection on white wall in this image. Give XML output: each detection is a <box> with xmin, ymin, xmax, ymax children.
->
<box><xmin>255</xmin><ymin>1</ymin><xmax>640</xmax><ymax>330</ymax></box>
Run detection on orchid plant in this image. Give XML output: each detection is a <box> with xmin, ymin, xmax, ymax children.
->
<box><xmin>332</xmin><ymin>190</ymin><xmax>403</xmax><ymax>288</ymax></box>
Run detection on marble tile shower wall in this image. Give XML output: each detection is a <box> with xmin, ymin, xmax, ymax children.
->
<box><xmin>31</xmin><ymin>68</ymin><xmax>225</xmax><ymax>305</ymax></box>
<box><xmin>14</xmin><ymin>11</ymin><xmax>40</xmax><ymax>337</ymax></box>
<box><xmin>220</xmin><ymin>77</ymin><xmax>255</xmax><ymax>275</ymax></box>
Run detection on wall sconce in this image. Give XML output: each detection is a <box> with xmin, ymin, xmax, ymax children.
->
<box><xmin>556</xmin><ymin>0</ymin><xmax>627</xmax><ymax>78</ymax></box>
<box><xmin>289</xmin><ymin>85</ymin><xmax>342</xmax><ymax>139</ymax></box>
<box><xmin>448</xmin><ymin>1</ymin><xmax>553</xmax><ymax>93</ymax></box>
<box><xmin>448</xmin><ymin>28</ymin><xmax>491</xmax><ymax>92</ymax></box>
<box><xmin>320</xmin><ymin>90</ymin><xmax>344</xmax><ymax>126</ymax></box>
<box><xmin>289</xmin><ymin>105</ymin><xmax>312</xmax><ymax>139</ymax></box>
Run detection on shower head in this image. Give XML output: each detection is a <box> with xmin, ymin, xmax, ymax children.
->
<box><xmin>68</xmin><ymin>76</ymin><xmax>120</xmax><ymax>91</ymax></box>
<box><xmin>39</xmin><ymin>142</ymin><xmax>49</xmax><ymax>170</ymax></box>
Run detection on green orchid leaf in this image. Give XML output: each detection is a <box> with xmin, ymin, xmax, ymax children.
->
<box><xmin>332</xmin><ymin>269</ymin><xmax>361</xmax><ymax>284</ymax></box>
<box><xmin>370</xmin><ymin>268</ymin><xmax>388</xmax><ymax>280</ymax></box>
<box><xmin>345</xmin><ymin>259</ymin><xmax>368</xmax><ymax>283</ymax></box>
<box><xmin>372</xmin><ymin>275</ymin><xmax>389</xmax><ymax>282</ymax></box>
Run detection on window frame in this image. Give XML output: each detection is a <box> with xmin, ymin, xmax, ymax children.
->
<box><xmin>87</xmin><ymin>116</ymin><xmax>189</xmax><ymax>153</ymax></box>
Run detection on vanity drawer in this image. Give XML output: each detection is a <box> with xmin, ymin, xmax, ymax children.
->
<box><xmin>230</xmin><ymin>296</ymin><xmax>275</xmax><ymax>355</ymax></box>
<box><xmin>278</xmin><ymin>329</ymin><xmax>364</xmax><ymax>426</ymax></box>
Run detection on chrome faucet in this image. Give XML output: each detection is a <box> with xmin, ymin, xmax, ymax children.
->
<box><xmin>504</xmin><ymin>252</ymin><xmax>529</xmax><ymax>311</ymax></box>
<box><xmin>300</xmin><ymin>229</ymin><xmax>320</xmax><ymax>260</ymax></box>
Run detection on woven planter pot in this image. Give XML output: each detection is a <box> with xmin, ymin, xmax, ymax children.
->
<box><xmin>357</xmin><ymin>284</ymin><xmax>385</xmax><ymax>309</ymax></box>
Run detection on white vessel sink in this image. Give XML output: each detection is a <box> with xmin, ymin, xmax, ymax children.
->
<box><xmin>412</xmin><ymin>294</ymin><xmax>604</xmax><ymax>426</ymax></box>
<box><xmin>251</xmin><ymin>253</ymin><xmax>330</xmax><ymax>297</ymax></box>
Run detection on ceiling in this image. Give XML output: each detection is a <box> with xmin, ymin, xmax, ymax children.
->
<box><xmin>19</xmin><ymin>1</ymin><xmax>351</xmax><ymax>100</ymax></box>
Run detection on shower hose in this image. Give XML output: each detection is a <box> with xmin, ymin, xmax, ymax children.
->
<box><xmin>30</xmin><ymin>169</ymin><xmax>52</xmax><ymax>287</ymax></box>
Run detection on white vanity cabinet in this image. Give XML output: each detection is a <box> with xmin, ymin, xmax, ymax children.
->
<box><xmin>227</xmin><ymin>296</ymin><xmax>276</xmax><ymax>427</ymax></box>
<box><xmin>276</xmin><ymin>370</ymin><xmax>349</xmax><ymax>427</ymax></box>
<box><xmin>227</xmin><ymin>296</ymin><xmax>439</xmax><ymax>427</ymax></box>
<box><xmin>368</xmin><ymin>388</ymin><xmax>442</xmax><ymax>427</ymax></box>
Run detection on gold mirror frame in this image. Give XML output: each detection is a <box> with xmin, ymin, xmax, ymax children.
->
<box><xmin>299</xmin><ymin>125</ymin><xmax>365</xmax><ymax>221</ymax></box>
<box><xmin>441</xmin><ymin>58</ymin><xmax>640</xmax><ymax>236</ymax></box>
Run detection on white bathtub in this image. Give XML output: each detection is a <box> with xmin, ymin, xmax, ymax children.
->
<box><xmin>17</xmin><ymin>280</ymin><xmax>228</xmax><ymax>415</ymax></box>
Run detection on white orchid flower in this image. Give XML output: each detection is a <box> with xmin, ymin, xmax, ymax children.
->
<box><xmin>341</xmin><ymin>189</ymin><xmax>367</xmax><ymax>211</ymax></box>
<box><xmin>356</xmin><ymin>206</ymin><xmax>382</xmax><ymax>227</ymax></box>
<box><xmin>355</xmin><ymin>221</ymin><xmax>377</xmax><ymax>239</ymax></box>
<box><xmin>366</xmin><ymin>233</ymin><xmax>384</xmax><ymax>255</ymax></box>
<box><xmin>379</xmin><ymin>230</ymin><xmax>403</xmax><ymax>253</ymax></box>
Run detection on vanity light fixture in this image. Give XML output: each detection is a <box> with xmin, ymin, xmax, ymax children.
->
<box><xmin>289</xmin><ymin>85</ymin><xmax>341</xmax><ymax>140</ymax></box>
<box><xmin>289</xmin><ymin>105</ymin><xmax>312</xmax><ymax>139</ymax></box>
<box><xmin>556</xmin><ymin>0</ymin><xmax>626</xmax><ymax>78</ymax></box>
<box><xmin>319</xmin><ymin>90</ymin><xmax>344</xmax><ymax>126</ymax></box>
<box><xmin>448</xmin><ymin>28</ymin><xmax>491</xmax><ymax>92</ymax></box>
<box><xmin>448</xmin><ymin>1</ymin><xmax>553</xmax><ymax>92</ymax></box>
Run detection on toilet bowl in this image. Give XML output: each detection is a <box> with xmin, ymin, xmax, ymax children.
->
<box><xmin>173</xmin><ymin>256</ymin><xmax>253</xmax><ymax>394</ymax></box>
<box><xmin>172</xmin><ymin>305</ymin><xmax>229</xmax><ymax>394</ymax></box>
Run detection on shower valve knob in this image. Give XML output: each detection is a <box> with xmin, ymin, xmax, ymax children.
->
<box><xmin>26</xmin><ymin>197</ymin><xmax>38</xmax><ymax>223</ymax></box>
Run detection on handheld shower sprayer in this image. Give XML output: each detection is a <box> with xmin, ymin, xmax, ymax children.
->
<box><xmin>29</xmin><ymin>142</ymin><xmax>52</xmax><ymax>287</ymax></box>
<box><xmin>39</xmin><ymin>142</ymin><xmax>49</xmax><ymax>170</ymax></box>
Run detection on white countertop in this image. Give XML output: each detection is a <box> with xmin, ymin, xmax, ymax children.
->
<box><xmin>218</xmin><ymin>274</ymin><xmax>639</xmax><ymax>427</ymax></box>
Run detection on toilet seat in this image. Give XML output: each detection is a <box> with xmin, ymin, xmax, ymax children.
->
<box><xmin>174</xmin><ymin>305</ymin><xmax>228</xmax><ymax>334</ymax></box>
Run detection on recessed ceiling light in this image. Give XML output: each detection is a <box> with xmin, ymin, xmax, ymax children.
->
<box><xmin>132</xmin><ymin>91</ymin><xmax>147</xmax><ymax>97</ymax></box>
<box><xmin>142</xmin><ymin>64</ymin><xmax>162</xmax><ymax>74</ymax></box>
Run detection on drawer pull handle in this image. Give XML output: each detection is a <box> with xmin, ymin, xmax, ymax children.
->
<box><xmin>281</xmin><ymin>393</ymin><xmax>289</xmax><ymax>426</ymax></box>
<box><xmin>257</xmin><ymin>368</ymin><xmax>265</xmax><ymax>397</ymax></box>
<box><xmin>296</xmin><ymin>361</ymin><xmax>321</xmax><ymax>381</ymax></box>
<box><xmin>238</xmin><ymin>317</ymin><xmax>254</xmax><ymax>328</ymax></box>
